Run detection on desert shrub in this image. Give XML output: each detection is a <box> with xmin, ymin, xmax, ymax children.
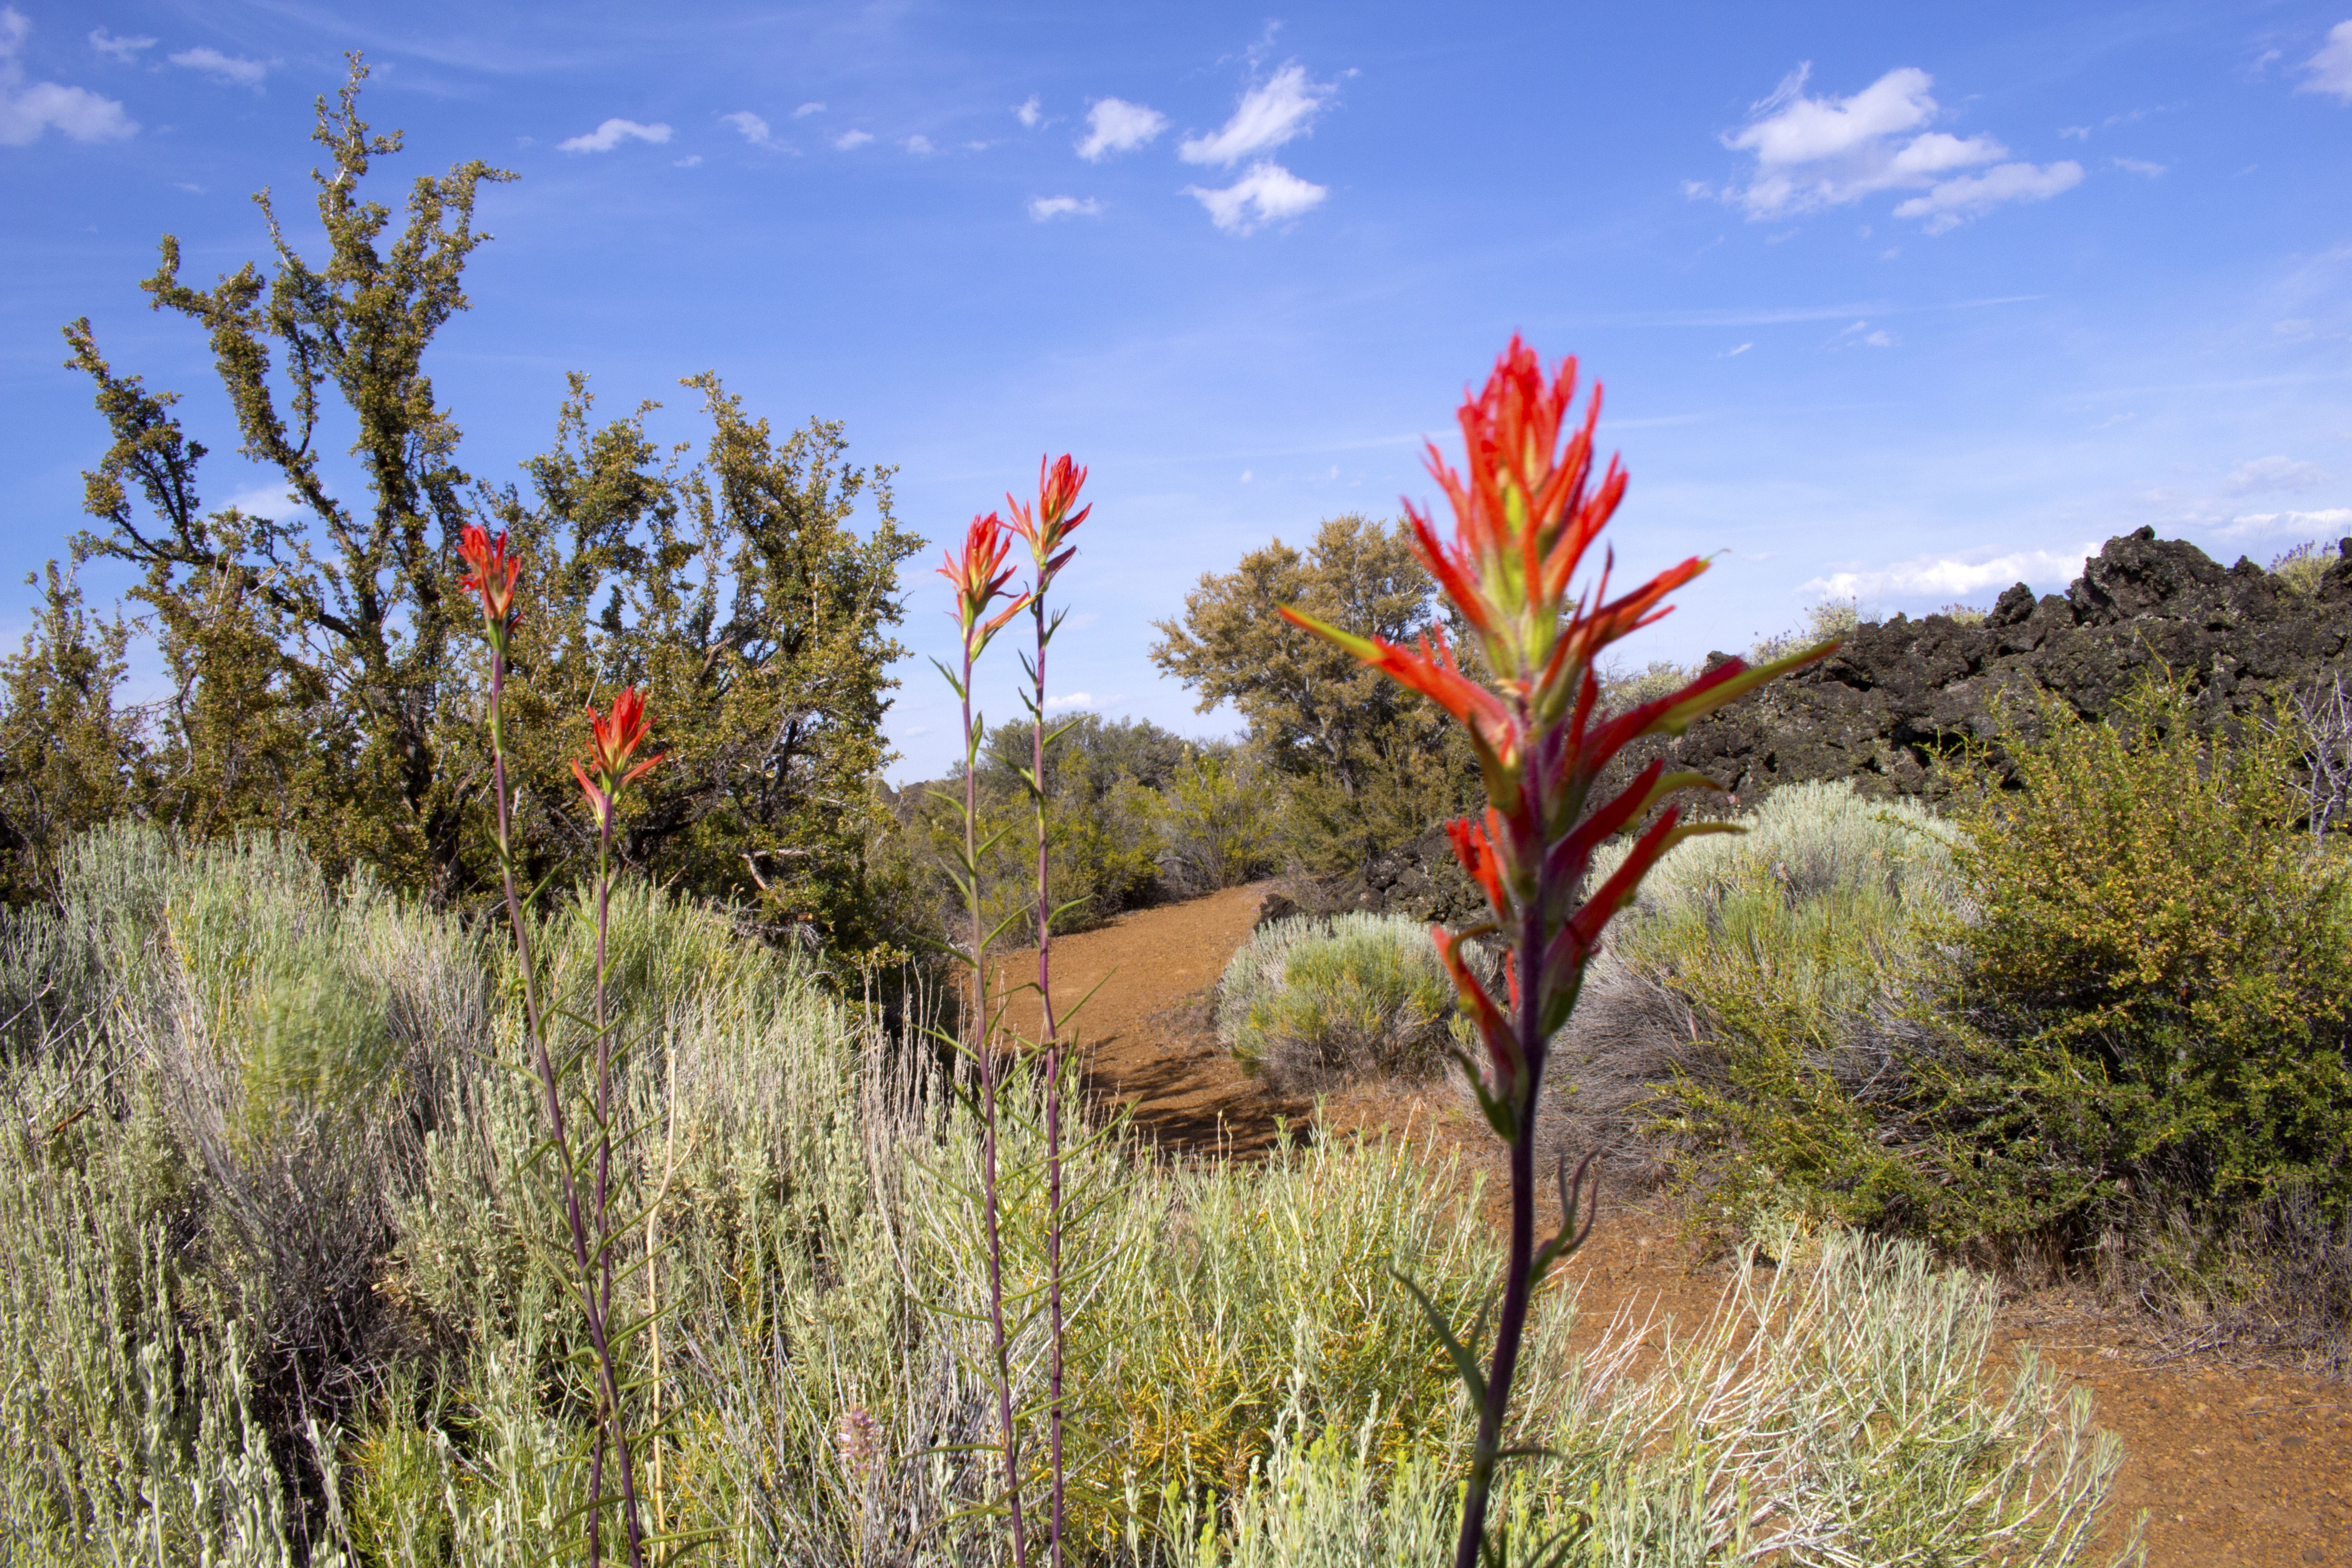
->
<box><xmin>0</xmin><ymin>826</ymin><xmax>2138</xmax><ymax>1564</ymax></box>
<box><xmin>2269</xmin><ymin>538</ymin><xmax>2334</xmax><ymax>596</ymax></box>
<box><xmin>1597</xmin><ymin>657</ymin><xmax>1697</xmax><ymax>710</ymax></box>
<box><xmin>1218</xmin><ymin>913</ymin><xmax>1494</xmax><ymax>1091</ymax></box>
<box><xmin>1185</xmin><ymin>1228</ymin><xmax>2138</xmax><ymax>1568</ymax></box>
<box><xmin>1154</xmin><ymin>748</ymin><xmax>1279</xmax><ymax>895</ymax></box>
<box><xmin>1586</xmin><ymin>781</ymin><xmax>1962</xmax><ymax>1230</ymax></box>
<box><xmin>906</xmin><ymin>713</ymin><xmax>1190</xmax><ymax>941</ymax></box>
<box><xmin>1928</xmin><ymin>677</ymin><xmax>2352</xmax><ymax>1244</ymax></box>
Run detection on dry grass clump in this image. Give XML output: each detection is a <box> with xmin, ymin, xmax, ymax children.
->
<box><xmin>1216</xmin><ymin>913</ymin><xmax>1489</xmax><ymax>1091</ymax></box>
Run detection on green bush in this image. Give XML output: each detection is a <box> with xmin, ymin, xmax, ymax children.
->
<box><xmin>1218</xmin><ymin>912</ymin><xmax>1490</xmax><ymax>1091</ymax></box>
<box><xmin>1154</xmin><ymin>748</ymin><xmax>1279</xmax><ymax>895</ymax></box>
<box><xmin>1929</xmin><ymin>678</ymin><xmax>2352</xmax><ymax>1241</ymax></box>
<box><xmin>1601</xmin><ymin>781</ymin><xmax>1961</xmax><ymax>1234</ymax></box>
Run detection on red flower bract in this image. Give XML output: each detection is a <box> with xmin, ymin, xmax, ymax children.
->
<box><xmin>940</xmin><ymin>511</ymin><xmax>1031</xmax><ymax>650</ymax></box>
<box><xmin>572</xmin><ymin>686</ymin><xmax>666</xmax><ymax>827</ymax></box>
<box><xmin>1005</xmin><ymin>453</ymin><xmax>1089</xmax><ymax>588</ymax></box>
<box><xmin>1281</xmin><ymin>333</ymin><xmax>1835</xmax><ymax>1132</ymax></box>
<box><xmin>457</xmin><ymin>523</ymin><xmax>520</xmax><ymax>629</ymax></box>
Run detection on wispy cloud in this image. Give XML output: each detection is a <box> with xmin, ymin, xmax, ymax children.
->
<box><xmin>1721</xmin><ymin>342</ymin><xmax>1753</xmax><ymax>357</ymax></box>
<box><xmin>1179</xmin><ymin>62</ymin><xmax>1332</xmax><ymax>166</ymax></box>
<box><xmin>832</xmin><ymin>128</ymin><xmax>871</xmax><ymax>150</ymax></box>
<box><xmin>1891</xmin><ymin>159</ymin><xmax>2082</xmax><ymax>233</ymax></box>
<box><xmin>1716</xmin><ymin>64</ymin><xmax>2081</xmax><ymax>232</ymax></box>
<box><xmin>1184</xmin><ymin>161</ymin><xmax>1326</xmax><ymax>233</ymax></box>
<box><xmin>720</xmin><ymin>110</ymin><xmax>771</xmax><ymax>146</ymax></box>
<box><xmin>0</xmin><ymin>8</ymin><xmax>137</xmax><ymax>144</ymax></box>
<box><xmin>1803</xmin><ymin>541</ymin><xmax>2101</xmax><ymax>600</ymax></box>
<box><xmin>168</xmin><ymin>45</ymin><xmax>270</xmax><ymax>88</ymax></box>
<box><xmin>558</xmin><ymin>117</ymin><xmax>672</xmax><ymax>153</ymax></box>
<box><xmin>2299</xmin><ymin>20</ymin><xmax>2352</xmax><ymax>102</ymax></box>
<box><xmin>2112</xmin><ymin>156</ymin><xmax>2166</xmax><ymax>177</ymax></box>
<box><xmin>2228</xmin><ymin>508</ymin><xmax>2352</xmax><ymax>536</ymax></box>
<box><xmin>902</xmin><ymin>133</ymin><xmax>933</xmax><ymax>154</ymax></box>
<box><xmin>1834</xmin><ymin>319</ymin><xmax>1898</xmax><ymax>347</ymax></box>
<box><xmin>87</xmin><ymin>28</ymin><xmax>152</xmax><ymax>63</ymax></box>
<box><xmin>793</xmin><ymin>101</ymin><xmax>824</xmax><ymax>118</ymax></box>
<box><xmin>1014</xmin><ymin>94</ymin><xmax>1041</xmax><ymax>128</ymax></box>
<box><xmin>1075</xmin><ymin>97</ymin><xmax>1165</xmax><ymax>161</ymax></box>
<box><xmin>1029</xmin><ymin>195</ymin><xmax>1100</xmax><ymax>220</ymax></box>
<box><xmin>2227</xmin><ymin>454</ymin><xmax>2334</xmax><ymax>495</ymax></box>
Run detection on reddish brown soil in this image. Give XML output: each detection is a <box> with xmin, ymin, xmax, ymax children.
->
<box><xmin>995</xmin><ymin>884</ymin><xmax>2351</xmax><ymax>1567</ymax></box>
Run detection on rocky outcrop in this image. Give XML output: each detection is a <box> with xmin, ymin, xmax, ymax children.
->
<box><xmin>1669</xmin><ymin>529</ymin><xmax>2352</xmax><ymax>802</ymax></box>
<box><xmin>1291</xmin><ymin>530</ymin><xmax>2352</xmax><ymax>917</ymax></box>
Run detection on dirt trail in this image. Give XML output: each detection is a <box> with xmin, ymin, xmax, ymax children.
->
<box><xmin>995</xmin><ymin>885</ymin><xmax>2351</xmax><ymax>1567</ymax></box>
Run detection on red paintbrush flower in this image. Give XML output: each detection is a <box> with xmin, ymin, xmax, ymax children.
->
<box><xmin>457</xmin><ymin>524</ymin><xmax>520</xmax><ymax>632</ymax></box>
<box><xmin>1005</xmin><ymin>453</ymin><xmax>1090</xmax><ymax>589</ymax></box>
<box><xmin>1284</xmin><ymin>334</ymin><xmax>1837</xmax><ymax>1132</ymax></box>
<box><xmin>939</xmin><ymin>511</ymin><xmax>1031</xmax><ymax>655</ymax></box>
<box><xmin>572</xmin><ymin>686</ymin><xmax>666</xmax><ymax>828</ymax></box>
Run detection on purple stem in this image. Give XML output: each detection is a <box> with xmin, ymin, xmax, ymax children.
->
<box><xmin>1029</xmin><ymin>588</ymin><xmax>1066</xmax><ymax>1568</ymax></box>
<box><xmin>965</xmin><ymin>637</ymin><xmax>1029</xmax><ymax>1568</ymax></box>
<box><xmin>1452</xmin><ymin>738</ymin><xmax>1549</xmax><ymax>1568</ymax></box>
<box><xmin>485</xmin><ymin>638</ymin><xmax>646</xmax><ymax>1568</ymax></box>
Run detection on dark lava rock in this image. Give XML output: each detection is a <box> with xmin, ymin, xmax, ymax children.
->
<box><xmin>1661</xmin><ymin>528</ymin><xmax>2352</xmax><ymax>804</ymax></box>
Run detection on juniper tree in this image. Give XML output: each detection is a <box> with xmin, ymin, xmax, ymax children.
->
<box><xmin>53</xmin><ymin>57</ymin><xmax>918</xmax><ymax>941</ymax></box>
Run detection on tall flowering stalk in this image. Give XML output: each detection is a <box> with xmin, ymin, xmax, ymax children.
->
<box><xmin>930</xmin><ymin>512</ymin><xmax>1033</xmax><ymax>1563</ymax></box>
<box><xmin>1005</xmin><ymin>453</ymin><xmax>1088</xmax><ymax>1568</ymax></box>
<box><xmin>1281</xmin><ymin>338</ymin><xmax>1833</xmax><ymax>1568</ymax></box>
<box><xmin>458</xmin><ymin>524</ymin><xmax>657</xmax><ymax>1568</ymax></box>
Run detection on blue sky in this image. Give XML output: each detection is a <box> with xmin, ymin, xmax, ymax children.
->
<box><xmin>4</xmin><ymin>1</ymin><xmax>2350</xmax><ymax>781</ymax></box>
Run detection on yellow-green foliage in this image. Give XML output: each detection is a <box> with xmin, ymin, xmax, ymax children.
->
<box><xmin>1154</xmin><ymin>749</ymin><xmax>1279</xmax><ymax>893</ymax></box>
<box><xmin>1605</xmin><ymin>782</ymin><xmax>1961</xmax><ymax>1234</ymax></box>
<box><xmin>1935</xmin><ymin>678</ymin><xmax>2352</xmax><ymax>1232</ymax></box>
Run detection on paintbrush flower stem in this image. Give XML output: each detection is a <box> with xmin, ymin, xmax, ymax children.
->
<box><xmin>1281</xmin><ymin>339</ymin><xmax>1833</xmax><ymax>1568</ymax></box>
<box><xmin>935</xmin><ymin>510</ymin><xmax>1033</xmax><ymax>1564</ymax></box>
<box><xmin>1006</xmin><ymin>452</ymin><xmax>1088</xmax><ymax>1568</ymax></box>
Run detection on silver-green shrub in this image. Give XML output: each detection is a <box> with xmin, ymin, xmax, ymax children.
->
<box><xmin>0</xmin><ymin>824</ymin><xmax>2139</xmax><ymax>1566</ymax></box>
<box><xmin>1216</xmin><ymin>913</ymin><xmax>1488</xmax><ymax>1091</ymax></box>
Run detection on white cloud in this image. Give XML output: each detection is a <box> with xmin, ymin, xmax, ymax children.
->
<box><xmin>1044</xmin><ymin>692</ymin><xmax>1093</xmax><ymax>711</ymax></box>
<box><xmin>674</xmin><ymin>154</ymin><xmax>701</xmax><ymax>167</ymax></box>
<box><xmin>218</xmin><ymin>483</ymin><xmax>299</xmax><ymax>518</ymax></box>
<box><xmin>793</xmin><ymin>101</ymin><xmax>824</xmax><ymax>118</ymax></box>
<box><xmin>2058</xmin><ymin>124</ymin><xmax>2090</xmax><ymax>140</ymax></box>
<box><xmin>558</xmin><ymin>117</ymin><xmax>672</xmax><ymax>153</ymax></box>
<box><xmin>1028</xmin><ymin>195</ymin><xmax>1100</xmax><ymax>220</ymax></box>
<box><xmin>832</xmin><ymin>128</ymin><xmax>871</xmax><ymax>150</ymax></box>
<box><xmin>720</xmin><ymin>110</ymin><xmax>771</xmax><ymax>146</ymax></box>
<box><xmin>1890</xmin><ymin>159</ymin><xmax>2082</xmax><ymax>232</ymax></box>
<box><xmin>2227</xmin><ymin>454</ymin><xmax>2334</xmax><ymax>495</ymax></box>
<box><xmin>1862</xmin><ymin>329</ymin><xmax>1896</xmax><ymax>347</ymax></box>
<box><xmin>0</xmin><ymin>9</ymin><xmax>137</xmax><ymax>143</ymax></box>
<box><xmin>902</xmin><ymin>133</ymin><xmax>933</xmax><ymax>154</ymax></box>
<box><xmin>1184</xmin><ymin>160</ymin><xmax>1326</xmax><ymax>233</ymax></box>
<box><xmin>88</xmin><ymin>28</ymin><xmax>153</xmax><ymax>63</ymax></box>
<box><xmin>2112</xmin><ymin>156</ymin><xmax>2166</xmax><ymax>177</ymax></box>
<box><xmin>1721</xmin><ymin>342</ymin><xmax>1752</xmax><ymax>357</ymax></box>
<box><xmin>1179</xmin><ymin>63</ymin><xmax>1331</xmax><ymax>166</ymax></box>
<box><xmin>1014</xmin><ymin>94</ymin><xmax>1042</xmax><ymax>128</ymax></box>
<box><xmin>168</xmin><ymin>45</ymin><xmax>269</xmax><ymax>88</ymax></box>
<box><xmin>1802</xmin><ymin>541</ymin><xmax>2101</xmax><ymax>600</ymax></box>
<box><xmin>2299</xmin><ymin>20</ymin><xmax>2352</xmax><ymax>102</ymax></box>
<box><xmin>1721</xmin><ymin>63</ymin><xmax>2080</xmax><ymax>233</ymax></box>
<box><xmin>1075</xmin><ymin>97</ymin><xmax>1165</xmax><ymax>161</ymax></box>
<box><xmin>2229</xmin><ymin>508</ymin><xmax>2352</xmax><ymax>536</ymax></box>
